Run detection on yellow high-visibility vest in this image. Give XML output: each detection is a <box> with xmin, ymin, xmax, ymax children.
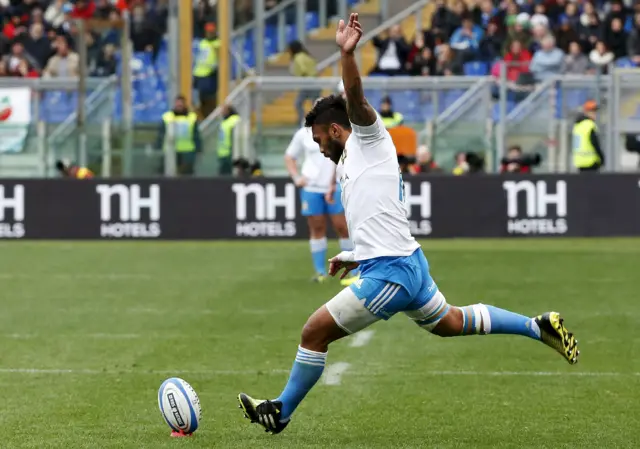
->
<box><xmin>218</xmin><ymin>115</ymin><xmax>241</xmax><ymax>158</ymax></box>
<box><xmin>572</xmin><ymin>119</ymin><xmax>601</xmax><ymax>168</ymax></box>
<box><xmin>193</xmin><ymin>39</ymin><xmax>220</xmax><ymax>78</ymax></box>
<box><xmin>381</xmin><ymin>112</ymin><xmax>404</xmax><ymax>129</ymax></box>
<box><xmin>162</xmin><ymin>111</ymin><xmax>198</xmax><ymax>153</ymax></box>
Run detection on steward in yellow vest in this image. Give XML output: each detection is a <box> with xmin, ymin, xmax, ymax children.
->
<box><xmin>157</xmin><ymin>95</ymin><xmax>201</xmax><ymax>176</ymax></box>
<box><xmin>572</xmin><ymin>100</ymin><xmax>604</xmax><ymax>172</ymax></box>
<box><xmin>378</xmin><ymin>95</ymin><xmax>404</xmax><ymax>129</ymax></box>
<box><xmin>218</xmin><ymin>105</ymin><xmax>241</xmax><ymax>175</ymax></box>
<box><xmin>193</xmin><ymin>22</ymin><xmax>220</xmax><ymax>117</ymax></box>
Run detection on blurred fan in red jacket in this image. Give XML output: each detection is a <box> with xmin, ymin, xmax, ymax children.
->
<box><xmin>71</xmin><ymin>0</ymin><xmax>97</xmax><ymax>19</ymax></box>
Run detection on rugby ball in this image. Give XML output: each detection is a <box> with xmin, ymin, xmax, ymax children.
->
<box><xmin>158</xmin><ymin>378</ymin><xmax>202</xmax><ymax>434</ymax></box>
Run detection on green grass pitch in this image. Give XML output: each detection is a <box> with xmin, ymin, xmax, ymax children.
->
<box><xmin>0</xmin><ymin>239</ymin><xmax>639</xmax><ymax>448</ymax></box>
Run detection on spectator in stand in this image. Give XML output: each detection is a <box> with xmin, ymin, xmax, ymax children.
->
<box><xmin>479</xmin><ymin>20</ymin><xmax>502</xmax><ymax>63</ymax></box>
<box><xmin>71</xmin><ymin>0</ymin><xmax>96</xmax><ymax>19</ymax></box>
<box><xmin>30</xmin><ymin>7</ymin><xmax>48</xmax><ymax>31</ymax></box>
<box><xmin>530</xmin><ymin>21</ymin><xmax>550</xmax><ymax>53</ymax></box>
<box><xmin>431</xmin><ymin>0</ymin><xmax>460</xmax><ymax>38</ymax></box>
<box><xmin>555</xmin><ymin>16</ymin><xmax>580</xmax><ymax>53</ymax></box>
<box><xmin>627</xmin><ymin>13</ymin><xmax>640</xmax><ymax>66</ymax></box>
<box><xmin>562</xmin><ymin>2</ymin><xmax>581</xmax><ymax>30</ymax></box>
<box><xmin>503</xmin><ymin>39</ymin><xmax>532</xmax><ymax>82</ymax></box>
<box><xmin>580</xmin><ymin>2</ymin><xmax>598</xmax><ymax>29</ymax></box>
<box><xmin>129</xmin><ymin>4</ymin><xmax>162</xmax><ymax>59</ymax></box>
<box><xmin>24</xmin><ymin>23</ymin><xmax>52</xmax><ymax>72</ymax></box>
<box><xmin>530</xmin><ymin>34</ymin><xmax>564</xmax><ymax>82</ymax></box>
<box><xmin>43</xmin><ymin>35</ymin><xmax>79</xmax><ymax>78</ymax></box>
<box><xmin>2</xmin><ymin>42</ymin><xmax>39</xmax><ymax>75</ymax></box>
<box><xmin>580</xmin><ymin>12</ymin><xmax>603</xmax><ymax>53</ymax></box>
<box><xmin>589</xmin><ymin>40</ymin><xmax>614</xmax><ymax>73</ymax></box>
<box><xmin>562</xmin><ymin>41</ymin><xmax>591</xmax><ymax>74</ymax></box>
<box><xmin>604</xmin><ymin>0</ymin><xmax>629</xmax><ymax>29</ymax></box>
<box><xmin>474</xmin><ymin>0</ymin><xmax>501</xmax><ymax>30</ymax></box>
<box><xmin>504</xmin><ymin>14</ymin><xmax>532</xmax><ymax>55</ymax></box>
<box><xmin>45</xmin><ymin>0</ymin><xmax>67</xmax><ymax>29</ymax></box>
<box><xmin>95</xmin><ymin>0</ymin><xmax>116</xmax><ymax>19</ymax></box>
<box><xmin>371</xmin><ymin>25</ymin><xmax>410</xmax><ymax>76</ymax></box>
<box><xmin>604</xmin><ymin>17</ymin><xmax>628</xmax><ymax>60</ymax></box>
<box><xmin>92</xmin><ymin>42</ymin><xmax>117</xmax><ymax>77</ymax></box>
<box><xmin>3</xmin><ymin>11</ymin><xmax>27</xmax><ymax>40</ymax></box>
<box><xmin>435</xmin><ymin>43</ymin><xmax>462</xmax><ymax>76</ymax></box>
<box><xmin>450</xmin><ymin>16</ymin><xmax>484</xmax><ymax>62</ymax></box>
<box><xmin>410</xmin><ymin>46</ymin><xmax>437</xmax><ymax>76</ymax></box>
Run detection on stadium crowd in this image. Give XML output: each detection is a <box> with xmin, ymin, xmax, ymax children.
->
<box><xmin>371</xmin><ymin>0</ymin><xmax>640</xmax><ymax>82</ymax></box>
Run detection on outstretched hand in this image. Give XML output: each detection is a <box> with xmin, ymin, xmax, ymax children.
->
<box><xmin>336</xmin><ymin>13</ymin><xmax>363</xmax><ymax>54</ymax></box>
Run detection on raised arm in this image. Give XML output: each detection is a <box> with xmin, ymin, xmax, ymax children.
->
<box><xmin>337</xmin><ymin>13</ymin><xmax>377</xmax><ymax>126</ymax></box>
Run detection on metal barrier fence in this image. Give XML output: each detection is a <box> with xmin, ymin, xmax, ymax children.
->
<box><xmin>0</xmin><ymin>77</ymin><xmax>116</xmax><ymax>178</ymax></box>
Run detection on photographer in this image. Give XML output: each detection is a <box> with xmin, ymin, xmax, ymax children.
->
<box><xmin>453</xmin><ymin>152</ymin><xmax>485</xmax><ymax>175</ymax></box>
<box><xmin>500</xmin><ymin>145</ymin><xmax>541</xmax><ymax>173</ymax></box>
<box><xmin>56</xmin><ymin>160</ymin><xmax>94</xmax><ymax>179</ymax></box>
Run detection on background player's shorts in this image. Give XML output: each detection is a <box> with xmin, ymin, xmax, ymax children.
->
<box><xmin>300</xmin><ymin>186</ymin><xmax>343</xmax><ymax>217</ymax></box>
<box><xmin>326</xmin><ymin>248</ymin><xmax>439</xmax><ymax>333</ymax></box>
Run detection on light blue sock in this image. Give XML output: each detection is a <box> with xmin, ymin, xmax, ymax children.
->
<box><xmin>339</xmin><ymin>238</ymin><xmax>359</xmax><ymax>275</ymax></box>
<box><xmin>309</xmin><ymin>238</ymin><xmax>327</xmax><ymax>275</ymax></box>
<box><xmin>458</xmin><ymin>304</ymin><xmax>541</xmax><ymax>340</ymax></box>
<box><xmin>276</xmin><ymin>346</ymin><xmax>327</xmax><ymax>420</ymax></box>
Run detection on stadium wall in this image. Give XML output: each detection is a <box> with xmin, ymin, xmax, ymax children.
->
<box><xmin>0</xmin><ymin>175</ymin><xmax>637</xmax><ymax>239</ymax></box>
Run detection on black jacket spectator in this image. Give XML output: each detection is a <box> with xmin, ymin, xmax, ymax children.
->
<box><xmin>479</xmin><ymin>21</ymin><xmax>502</xmax><ymax>62</ymax></box>
<box><xmin>24</xmin><ymin>23</ymin><xmax>53</xmax><ymax>71</ymax></box>
<box><xmin>410</xmin><ymin>47</ymin><xmax>437</xmax><ymax>76</ymax></box>
<box><xmin>604</xmin><ymin>17</ymin><xmax>628</xmax><ymax>59</ymax></box>
<box><xmin>129</xmin><ymin>5</ymin><xmax>162</xmax><ymax>58</ymax></box>
<box><xmin>431</xmin><ymin>0</ymin><xmax>461</xmax><ymax>38</ymax></box>
<box><xmin>556</xmin><ymin>18</ymin><xmax>580</xmax><ymax>53</ymax></box>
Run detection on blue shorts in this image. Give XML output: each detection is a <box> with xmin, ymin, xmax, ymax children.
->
<box><xmin>349</xmin><ymin>248</ymin><xmax>438</xmax><ymax>320</ymax></box>
<box><xmin>300</xmin><ymin>186</ymin><xmax>344</xmax><ymax>217</ymax></box>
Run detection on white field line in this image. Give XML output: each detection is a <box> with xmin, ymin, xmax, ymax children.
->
<box><xmin>349</xmin><ymin>330</ymin><xmax>374</xmax><ymax>348</ymax></box>
<box><xmin>0</xmin><ymin>368</ymin><xmax>637</xmax><ymax>378</ymax></box>
<box><xmin>322</xmin><ymin>362</ymin><xmax>351</xmax><ymax>386</ymax></box>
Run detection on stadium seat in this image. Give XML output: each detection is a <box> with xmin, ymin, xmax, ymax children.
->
<box><xmin>615</xmin><ymin>57</ymin><xmax>634</xmax><ymax>68</ymax></box>
<box><xmin>463</xmin><ymin>61</ymin><xmax>489</xmax><ymax>76</ymax></box>
<box><xmin>305</xmin><ymin>12</ymin><xmax>320</xmax><ymax>31</ymax></box>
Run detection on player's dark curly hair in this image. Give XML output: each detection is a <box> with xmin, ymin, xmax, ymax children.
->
<box><xmin>304</xmin><ymin>95</ymin><xmax>351</xmax><ymax>129</ymax></box>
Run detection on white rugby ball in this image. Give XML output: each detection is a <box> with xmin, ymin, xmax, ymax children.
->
<box><xmin>158</xmin><ymin>378</ymin><xmax>202</xmax><ymax>434</ymax></box>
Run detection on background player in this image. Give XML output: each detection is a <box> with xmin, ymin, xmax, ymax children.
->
<box><xmin>284</xmin><ymin>106</ymin><xmax>358</xmax><ymax>285</ymax></box>
<box><xmin>239</xmin><ymin>13</ymin><xmax>579</xmax><ymax>434</ymax></box>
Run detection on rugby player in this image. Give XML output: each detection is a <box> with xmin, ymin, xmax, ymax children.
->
<box><xmin>239</xmin><ymin>14</ymin><xmax>579</xmax><ymax>434</ymax></box>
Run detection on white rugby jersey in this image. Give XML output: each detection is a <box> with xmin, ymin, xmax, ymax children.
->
<box><xmin>336</xmin><ymin>116</ymin><xmax>420</xmax><ymax>261</ymax></box>
<box><xmin>285</xmin><ymin>127</ymin><xmax>337</xmax><ymax>194</ymax></box>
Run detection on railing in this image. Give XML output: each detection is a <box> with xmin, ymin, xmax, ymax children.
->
<box><xmin>231</xmin><ymin>0</ymin><xmax>354</xmax><ymax>76</ymax></box>
<box><xmin>317</xmin><ymin>0</ymin><xmax>430</xmax><ymax>75</ymax></box>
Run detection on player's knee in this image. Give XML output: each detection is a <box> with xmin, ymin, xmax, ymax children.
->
<box><xmin>404</xmin><ymin>291</ymin><xmax>460</xmax><ymax>337</ymax></box>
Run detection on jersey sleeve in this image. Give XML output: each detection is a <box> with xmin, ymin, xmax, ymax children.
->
<box><xmin>285</xmin><ymin>129</ymin><xmax>305</xmax><ymax>159</ymax></box>
<box><xmin>350</xmin><ymin>114</ymin><xmax>395</xmax><ymax>162</ymax></box>
<box><xmin>350</xmin><ymin>114</ymin><xmax>386</xmax><ymax>145</ymax></box>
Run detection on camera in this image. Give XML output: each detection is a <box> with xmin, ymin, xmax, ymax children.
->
<box><xmin>500</xmin><ymin>153</ymin><xmax>542</xmax><ymax>168</ymax></box>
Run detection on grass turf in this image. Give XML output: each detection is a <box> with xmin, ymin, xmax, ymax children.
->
<box><xmin>0</xmin><ymin>239</ymin><xmax>638</xmax><ymax>448</ymax></box>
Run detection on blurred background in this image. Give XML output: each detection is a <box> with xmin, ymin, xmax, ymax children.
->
<box><xmin>1</xmin><ymin>0</ymin><xmax>640</xmax><ymax>178</ymax></box>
